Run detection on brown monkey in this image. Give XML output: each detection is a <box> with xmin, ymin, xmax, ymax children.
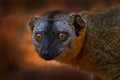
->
<box><xmin>28</xmin><ymin>5</ymin><xmax>120</xmax><ymax>80</ymax></box>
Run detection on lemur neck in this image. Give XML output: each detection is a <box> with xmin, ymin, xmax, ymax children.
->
<box><xmin>55</xmin><ymin>26</ymin><xmax>86</xmax><ymax>68</ymax></box>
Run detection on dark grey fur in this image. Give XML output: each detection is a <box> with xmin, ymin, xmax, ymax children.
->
<box><xmin>29</xmin><ymin>10</ymin><xmax>84</xmax><ymax>60</ymax></box>
<box><xmin>80</xmin><ymin>5</ymin><xmax>120</xmax><ymax>80</ymax></box>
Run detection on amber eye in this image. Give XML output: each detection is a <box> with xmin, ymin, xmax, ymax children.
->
<box><xmin>58</xmin><ymin>33</ymin><xmax>67</xmax><ymax>40</ymax></box>
<box><xmin>36</xmin><ymin>33</ymin><xmax>43</xmax><ymax>41</ymax></box>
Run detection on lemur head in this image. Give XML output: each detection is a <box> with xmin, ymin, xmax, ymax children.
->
<box><xmin>29</xmin><ymin>10</ymin><xmax>86</xmax><ymax>61</ymax></box>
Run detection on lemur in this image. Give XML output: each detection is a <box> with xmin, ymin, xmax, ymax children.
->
<box><xmin>28</xmin><ymin>5</ymin><xmax>120</xmax><ymax>80</ymax></box>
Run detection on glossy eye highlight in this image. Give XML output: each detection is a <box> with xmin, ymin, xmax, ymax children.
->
<box><xmin>57</xmin><ymin>33</ymin><xmax>67</xmax><ymax>40</ymax></box>
<box><xmin>36</xmin><ymin>33</ymin><xmax>43</xmax><ymax>41</ymax></box>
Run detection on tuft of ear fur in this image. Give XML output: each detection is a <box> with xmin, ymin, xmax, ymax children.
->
<box><xmin>28</xmin><ymin>16</ymin><xmax>39</xmax><ymax>31</ymax></box>
<box><xmin>69</xmin><ymin>13</ymin><xmax>86</xmax><ymax>36</ymax></box>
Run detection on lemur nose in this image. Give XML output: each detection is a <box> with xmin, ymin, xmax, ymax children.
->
<box><xmin>40</xmin><ymin>50</ymin><xmax>55</xmax><ymax>60</ymax></box>
<box><xmin>41</xmin><ymin>50</ymin><xmax>50</xmax><ymax>57</ymax></box>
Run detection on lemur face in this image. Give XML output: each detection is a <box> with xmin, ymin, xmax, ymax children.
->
<box><xmin>29</xmin><ymin>11</ymin><xmax>85</xmax><ymax>60</ymax></box>
<box><xmin>32</xmin><ymin>20</ymin><xmax>75</xmax><ymax>60</ymax></box>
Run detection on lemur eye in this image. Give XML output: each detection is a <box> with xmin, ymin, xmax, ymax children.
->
<box><xmin>58</xmin><ymin>33</ymin><xmax>67</xmax><ymax>40</ymax></box>
<box><xmin>36</xmin><ymin>33</ymin><xmax>43</xmax><ymax>41</ymax></box>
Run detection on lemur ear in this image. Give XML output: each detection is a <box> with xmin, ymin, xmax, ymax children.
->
<box><xmin>70</xmin><ymin>13</ymin><xmax>86</xmax><ymax>36</ymax></box>
<box><xmin>29</xmin><ymin>16</ymin><xmax>39</xmax><ymax>31</ymax></box>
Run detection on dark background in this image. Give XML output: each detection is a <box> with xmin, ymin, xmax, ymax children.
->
<box><xmin>0</xmin><ymin>0</ymin><xmax>120</xmax><ymax>80</ymax></box>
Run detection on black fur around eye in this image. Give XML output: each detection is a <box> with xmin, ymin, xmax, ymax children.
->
<box><xmin>57</xmin><ymin>32</ymin><xmax>68</xmax><ymax>41</ymax></box>
<box><xmin>36</xmin><ymin>33</ymin><xmax>43</xmax><ymax>41</ymax></box>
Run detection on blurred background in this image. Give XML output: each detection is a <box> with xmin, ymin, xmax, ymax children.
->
<box><xmin>0</xmin><ymin>0</ymin><xmax>120</xmax><ymax>80</ymax></box>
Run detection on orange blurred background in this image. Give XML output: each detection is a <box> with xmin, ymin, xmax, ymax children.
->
<box><xmin>0</xmin><ymin>0</ymin><xmax>120</xmax><ymax>80</ymax></box>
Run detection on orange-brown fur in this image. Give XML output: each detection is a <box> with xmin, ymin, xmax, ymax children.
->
<box><xmin>55</xmin><ymin>5</ymin><xmax>120</xmax><ymax>80</ymax></box>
